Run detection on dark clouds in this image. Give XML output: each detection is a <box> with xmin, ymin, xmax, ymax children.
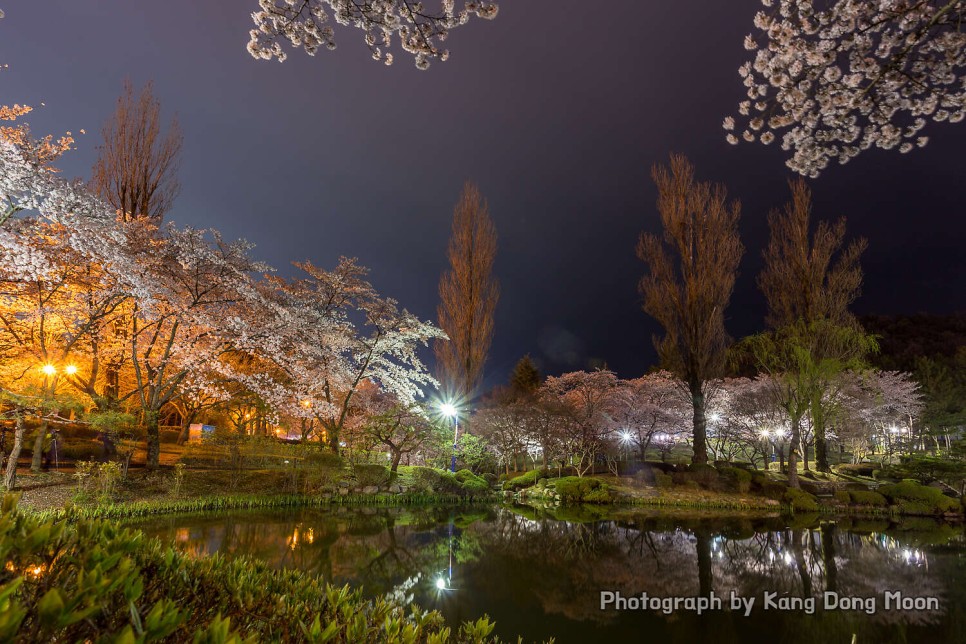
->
<box><xmin>3</xmin><ymin>1</ymin><xmax>964</xmax><ymax>389</ymax></box>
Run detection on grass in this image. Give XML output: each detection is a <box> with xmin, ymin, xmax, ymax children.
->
<box><xmin>31</xmin><ymin>490</ymin><xmax>497</xmax><ymax>523</ymax></box>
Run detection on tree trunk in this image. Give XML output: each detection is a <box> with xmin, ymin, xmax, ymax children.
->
<box><xmin>801</xmin><ymin>438</ymin><xmax>810</xmax><ymax>472</ymax></box>
<box><xmin>812</xmin><ymin>397</ymin><xmax>830</xmax><ymax>472</ymax></box>
<box><xmin>787</xmin><ymin>416</ymin><xmax>801</xmax><ymax>488</ymax></box>
<box><xmin>326</xmin><ymin>424</ymin><xmax>340</xmax><ymax>455</ymax></box>
<box><xmin>3</xmin><ymin>413</ymin><xmax>25</xmax><ymax>490</ymax></box>
<box><xmin>390</xmin><ymin>450</ymin><xmax>402</xmax><ymax>474</ymax></box>
<box><xmin>30</xmin><ymin>421</ymin><xmax>48</xmax><ymax>472</ymax></box>
<box><xmin>690</xmin><ymin>383</ymin><xmax>708</xmax><ymax>465</ymax></box>
<box><xmin>177</xmin><ymin>411</ymin><xmax>196</xmax><ymax>445</ymax></box>
<box><xmin>695</xmin><ymin>530</ymin><xmax>713</xmax><ymax>597</ymax></box>
<box><xmin>145</xmin><ymin>412</ymin><xmax>161</xmax><ymax>470</ymax></box>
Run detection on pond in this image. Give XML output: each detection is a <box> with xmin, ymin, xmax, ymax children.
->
<box><xmin>131</xmin><ymin>505</ymin><xmax>966</xmax><ymax>643</ymax></box>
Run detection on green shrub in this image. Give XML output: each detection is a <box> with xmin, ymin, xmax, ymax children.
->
<box><xmin>878</xmin><ymin>481</ymin><xmax>960</xmax><ymax>515</ymax></box>
<box><xmin>848</xmin><ymin>490</ymin><xmax>888</xmax><ymax>507</ymax></box>
<box><xmin>654</xmin><ymin>473</ymin><xmax>673</xmax><ymax>488</ymax></box>
<box><xmin>351</xmin><ymin>463</ymin><xmax>390</xmax><ymax>488</ymax></box>
<box><xmin>719</xmin><ymin>467</ymin><xmax>752</xmax><ymax>493</ymax></box>
<box><xmin>755</xmin><ymin>478</ymin><xmax>787</xmax><ymax>500</ymax></box>
<box><xmin>460</xmin><ymin>478</ymin><xmax>490</xmax><ymax>495</ymax></box>
<box><xmin>454</xmin><ymin>469</ymin><xmax>477</xmax><ymax>483</ymax></box>
<box><xmin>687</xmin><ymin>463</ymin><xmax>721</xmax><ymax>487</ymax></box>
<box><xmin>583</xmin><ymin>488</ymin><xmax>612</xmax><ymax>503</ymax></box>
<box><xmin>503</xmin><ymin>468</ymin><xmax>549</xmax><ymax>491</ymax></box>
<box><xmin>451</xmin><ymin>469</ymin><xmax>490</xmax><ymax>495</ymax></box>
<box><xmin>834</xmin><ymin>463</ymin><xmax>878</xmax><ymax>477</ymax></box>
<box><xmin>833</xmin><ymin>490</ymin><xmax>851</xmax><ymax>504</ymax></box>
<box><xmin>783</xmin><ymin>488</ymin><xmax>819</xmax><ymax>512</ymax></box>
<box><xmin>552</xmin><ymin>476</ymin><xmax>605</xmax><ymax>503</ymax></box>
<box><xmin>409</xmin><ymin>467</ymin><xmax>464</xmax><ymax>495</ymax></box>
<box><xmin>482</xmin><ymin>472</ymin><xmax>498</xmax><ymax>486</ymax></box>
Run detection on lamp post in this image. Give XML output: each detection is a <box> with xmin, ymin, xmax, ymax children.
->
<box><xmin>440</xmin><ymin>403</ymin><xmax>458</xmax><ymax>473</ymax></box>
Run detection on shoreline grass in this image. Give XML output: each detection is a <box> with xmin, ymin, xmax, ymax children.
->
<box><xmin>28</xmin><ymin>490</ymin><xmax>499</xmax><ymax>522</ymax></box>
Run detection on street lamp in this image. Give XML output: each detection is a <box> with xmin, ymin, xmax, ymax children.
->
<box><xmin>440</xmin><ymin>402</ymin><xmax>458</xmax><ymax>473</ymax></box>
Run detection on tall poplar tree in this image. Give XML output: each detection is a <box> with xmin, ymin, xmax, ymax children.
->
<box><xmin>436</xmin><ymin>182</ymin><xmax>500</xmax><ymax>402</ymax></box>
<box><xmin>637</xmin><ymin>154</ymin><xmax>744</xmax><ymax>466</ymax></box>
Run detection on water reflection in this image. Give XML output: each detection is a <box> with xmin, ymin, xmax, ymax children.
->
<box><xmin>131</xmin><ymin>506</ymin><xmax>966</xmax><ymax>643</ymax></box>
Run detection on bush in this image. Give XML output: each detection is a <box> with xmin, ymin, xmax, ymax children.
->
<box><xmin>719</xmin><ymin>467</ymin><xmax>752</xmax><ymax>493</ymax></box>
<box><xmin>654</xmin><ymin>472</ymin><xmax>673</xmax><ymax>488</ymax></box>
<box><xmin>834</xmin><ymin>463</ymin><xmax>877</xmax><ymax>477</ymax></box>
<box><xmin>460</xmin><ymin>477</ymin><xmax>490</xmax><ymax>495</ymax></box>
<box><xmin>848</xmin><ymin>490</ymin><xmax>888</xmax><ymax>507</ymax></box>
<box><xmin>783</xmin><ymin>488</ymin><xmax>819</xmax><ymax>512</ymax></box>
<box><xmin>687</xmin><ymin>463</ymin><xmax>721</xmax><ymax>488</ymax></box>
<box><xmin>833</xmin><ymin>490</ymin><xmax>851</xmax><ymax>504</ymax></box>
<box><xmin>878</xmin><ymin>480</ymin><xmax>961</xmax><ymax>515</ymax></box>
<box><xmin>481</xmin><ymin>472</ymin><xmax>498</xmax><ymax>486</ymax></box>
<box><xmin>503</xmin><ymin>468</ymin><xmax>549</xmax><ymax>491</ymax></box>
<box><xmin>352</xmin><ymin>463</ymin><xmax>390</xmax><ymax>488</ymax></box>
<box><xmin>583</xmin><ymin>487</ymin><xmax>612</xmax><ymax>503</ymax></box>
<box><xmin>453</xmin><ymin>469</ymin><xmax>490</xmax><ymax>495</ymax></box>
<box><xmin>409</xmin><ymin>467</ymin><xmax>464</xmax><ymax>495</ymax></box>
<box><xmin>454</xmin><ymin>469</ymin><xmax>477</xmax><ymax>483</ymax></box>
<box><xmin>552</xmin><ymin>476</ymin><xmax>606</xmax><ymax>503</ymax></box>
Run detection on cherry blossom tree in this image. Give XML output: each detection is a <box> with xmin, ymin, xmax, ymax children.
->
<box><xmin>729</xmin><ymin>1</ymin><xmax>966</xmax><ymax>177</ymax></box>
<box><xmin>613</xmin><ymin>371</ymin><xmax>689</xmax><ymax>462</ymax></box>
<box><xmin>542</xmin><ymin>369</ymin><xmax>622</xmax><ymax>477</ymax></box>
<box><xmin>856</xmin><ymin>369</ymin><xmax>924</xmax><ymax>457</ymax></box>
<box><xmin>267</xmin><ymin>258</ymin><xmax>443</xmax><ymax>454</ymax></box>
<box><xmin>247</xmin><ymin>0</ymin><xmax>499</xmax><ymax>69</ymax></box>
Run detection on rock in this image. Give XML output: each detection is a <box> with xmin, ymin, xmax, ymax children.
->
<box><xmin>338</xmin><ymin>487</ymin><xmax>349</xmax><ymax>496</ymax></box>
<box><xmin>362</xmin><ymin>486</ymin><xmax>379</xmax><ymax>495</ymax></box>
<box><xmin>388</xmin><ymin>484</ymin><xmax>402</xmax><ymax>494</ymax></box>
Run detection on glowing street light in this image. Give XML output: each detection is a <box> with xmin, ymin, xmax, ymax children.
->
<box><xmin>64</xmin><ymin>365</ymin><xmax>78</xmax><ymax>375</ymax></box>
<box><xmin>41</xmin><ymin>364</ymin><xmax>56</xmax><ymax>376</ymax></box>
<box><xmin>620</xmin><ymin>431</ymin><xmax>633</xmax><ymax>443</ymax></box>
<box><xmin>440</xmin><ymin>402</ymin><xmax>459</xmax><ymax>473</ymax></box>
<box><xmin>435</xmin><ymin>578</ymin><xmax>447</xmax><ymax>590</ymax></box>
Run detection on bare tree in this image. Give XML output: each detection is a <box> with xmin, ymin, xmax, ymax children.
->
<box><xmin>637</xmin><ymin>154</ymin><xmax>744</xmax><ymax>466</ymax></box>
<box><xmin>91</xmin><ymin>80</ymin><xmax>182</xmax><ymax>222</ymax></box>
<box><xmin>760</xmin><ymin>179</ymin><xmax>866</xmax><ymax>330</ymax></box>
<box><xmin>759</xmin><ymin>178</ymin><xmax>869</xmax><ymax>472</ymax></box>
<box><xmin>436</xmin><ymin>181</ymin><xmax>499</xmax><ymax>401</ymax></box>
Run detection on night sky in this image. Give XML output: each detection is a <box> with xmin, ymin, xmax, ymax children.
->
<box><xmin>3</xmin><ymin>1</ymin><xmax>964</xmax><ymax>389</ymax></box>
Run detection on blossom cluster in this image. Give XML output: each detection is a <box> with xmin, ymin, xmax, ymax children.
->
<box><xmin>728</xmin><ymin>0</ymin><xmax>966</xmax><ymax>176</ymax></box>
<box><xmin>247</xmin><ymin>0</ymin><xmax>498</xmax><ymax>69</ymax></box>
